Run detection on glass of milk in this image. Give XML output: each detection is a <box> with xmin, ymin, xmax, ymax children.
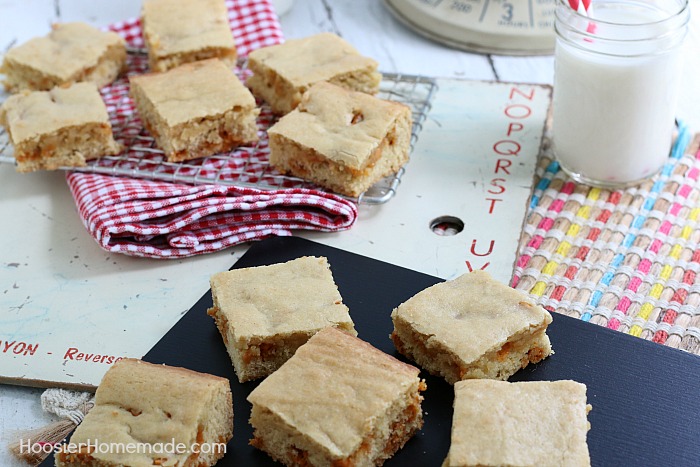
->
<box><xmin>551</xmin><ymin>0</ymin><xmax>689</xmax><ymax>188</ymax></box>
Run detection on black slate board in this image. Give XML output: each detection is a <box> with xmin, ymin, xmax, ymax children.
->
<box><xmin>42</xmin><ymin>236</ymin><xmax>700</xmax><ymax>467</ymax></box>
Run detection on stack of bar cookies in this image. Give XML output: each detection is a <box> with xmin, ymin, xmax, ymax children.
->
<box><xmin>0</xmin><ymin>3</ymin><xmax>413</xmax><ymax>200</ymax></box>
<box><xmin>0</xmin><ymin>0</ymin><xmax>254</xmax><ymax>171</ymax></box>
<box><xmin>130</xmin><ymin>0</ymin><xmax>256</xmax><ymax>163</ymax></box>
<box><xmin>247</xmin><ymin>32</ymin><xmax>414</xmax><ymax>198</ymax></box>
<box><xmin>0</xmin><ymin>22</ymin><xmax>127</xmax><ymax>173</ymax></box>
<box><xmin>246</xmin><ymin>32</ymin><xmax>382</xmax><ymax>115</ymax></box>
<box><xmin>207</xmin><ymin>256</ymin><xmax>427</xmax><ymax>465</ymax></box>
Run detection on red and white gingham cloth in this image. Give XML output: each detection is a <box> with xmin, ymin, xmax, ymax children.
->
<box><xmin>68</xmin><ymin>173</ymin><xmax>357</xmax><ymax>258</ymax></box>
<box><xmin>67</xmin><ymin>0</ymin><xmax>359</xmax><ymax>258</ymax></box>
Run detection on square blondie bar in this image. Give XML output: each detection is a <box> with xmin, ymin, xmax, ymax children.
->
<box><xmin>208</xmin><ymin>256</ymin><xmax>357</xmax><ymax>383</ymax></box>
<box><xmin>248</xmin><ymin>327</ymin><xmax>426</xmax><ymax>466</ymax></box>
<box><xmin>142</xmin><ymin>0</ymin><xmax>237</xmax><ymax>72</ymax></box>
<box><xmin>130</xmin><ymin>58</ymin><xmax>258</xmax><ymax>162</ymax></box>
<box><xmin>444</xmin><ymin>380</ymin><xmax>591</xmax><ymax>466</ymax></box>
<box><xmin>1</xmin><ymin>22</ymin><xmax>126</xmax><ymax>93</ymax></box>
<box><xmin>247</xmin><ymin>32</ymin><xmax>382</xmax><ymax>114</ymax></box>
<box><xmin>0</xmin><ymin>82</ymin><xmax>121</xmax><ymax>173</ymax></box>
<box><xmin>391</xmin><ymin>270</ymin><xmax>553</xmax><ymax>384</ymax></box>
<box><xmin>55</xmin><ymin>359</ymin><xmax>233</xmax><ymax>467</ymax></box>
<box><xmin>268</xmin><ymin>81</ymin><xmax>412</xmax><ymax>197</ymax></box>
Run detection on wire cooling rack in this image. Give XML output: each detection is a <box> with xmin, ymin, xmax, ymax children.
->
<box><xmin>0</xmin><ymin>71</ymin><xmax>436</xmax><ymax>205</ymax></box>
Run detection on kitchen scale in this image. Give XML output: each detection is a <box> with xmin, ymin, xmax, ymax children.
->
<box><xmin>384</xmin><ymin>0</ymin><xmax>557</xmax><ymax>55</ymax></box>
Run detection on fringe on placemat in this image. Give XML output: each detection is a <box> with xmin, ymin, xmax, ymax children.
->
<box><xmin>8</xmin><ymin>389</ymin><xmax>94</xmax><ymax>465</ymax></box>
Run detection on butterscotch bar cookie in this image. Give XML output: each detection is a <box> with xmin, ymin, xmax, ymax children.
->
<box><xmin>248</xmin><ymin>327</ymin><xmax>426</xmax><ymax>466</ymax></box>
<box><xmin>55</xmin><ymin>359</ymin><xmax>233</xmax><ymax>467</ymax></box>
<box><xmin>444</xmin><ymin>380</ymin><xmax>591</xmax><ymax>466</ymax></box>
<box><xmin>130</xmin><ymin>59</ymin><xmax>258</xmax><ymax>163</ymax></box>
<box><xmin>267</xmin><ymin>81</ymin><xmax>412</xmax><ymax>197</ymax></box>
<box><xmin>391</xmin><ymin>270</ymin><xmax>553</xmax><ymax>385</ymax></box>
<box><xmin>0</xmin><ymin>82</ymin><xmax>121</xmax><ymax>173</ymax></box>
<box><xmin>0</xmin><ymin>22</ymin><xmax>126</xmax><ymax>93</ymax></box>
<box><xmin>247</xmin><ymin>32</ymin><xmax>382</xmax><ymax>114</ymax></box>
<box><xmin>208</xmin><ymin>256</ymin><xmax>356</xmax><ymax>383</ymax></box>
<box><xmin>142</xmin><ymin>0</ymin><xmax>237</xmax><ymax>72</ymax></box>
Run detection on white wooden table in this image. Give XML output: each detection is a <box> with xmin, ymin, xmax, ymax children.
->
<box><xmin>1</xmin><ymin>2</ymin><xmax>699</xmax><ymax>466</ymax></box>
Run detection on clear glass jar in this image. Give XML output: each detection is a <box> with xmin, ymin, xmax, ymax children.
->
<box><xmin>551</xmin><ymin>0</ymin><xmax>689</xmax><ymax>188</ymax></box>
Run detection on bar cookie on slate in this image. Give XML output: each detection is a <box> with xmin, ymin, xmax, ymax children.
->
<box><xmin>208</xmin><ymin>256</ymin><xmax>357</xmax><ymax>383</ymax></box>
<box><xmin>55</xmin><ymin>359</ymin><xmax>233</xmax><ymax>467</ymax></box>
<box><xmin>391</xmin><ymin>270</ymin><xmax>553</xmax><ymax>384</ymax></box>
<box><xmin>248</xmin><ymin>327</ymin><xmax>426</xmax><ymax>466</ymax></box>
<box><xmin>444</xmin><ymin>379</ymin><xmax>591</xmax><ymax>467</ymax></box>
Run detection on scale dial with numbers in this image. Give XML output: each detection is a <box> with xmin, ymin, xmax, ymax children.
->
<box><xmin>384</xmin><ymin>0</ymin><xmax>557</xmax><ymax>55</ymax></box>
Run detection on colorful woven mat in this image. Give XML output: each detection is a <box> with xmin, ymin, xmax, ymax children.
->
<box><xmin>513</xmin><ymin>124</ymin><xmax>700</xmax><ymax>355</ymax></box>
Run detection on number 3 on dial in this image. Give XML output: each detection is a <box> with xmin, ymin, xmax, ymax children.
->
<box><xmin>501</xmin><ymin>2</ymin><xmax>513</xmax><ymax>21</ymax></box>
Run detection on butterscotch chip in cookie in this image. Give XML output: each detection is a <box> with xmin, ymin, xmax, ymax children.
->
<box><xmin>391</xmin><ymin>270</ymin><xmax>553</xmax><ymax>385</ymax></box>
<box><xmin>1</xmin><ymin>22</ymin><xmax>126</xmax><ymax>93</ymax></box>
<box><xmin>444</xmin><ymin>380</ymin><xmax>591</xmax><ymax>466</ymax></box>
<box><xmin>142</xmin><ymin>0</ymin><xmax>237</xmax><ymax>72</ymax></box>
<box><xmin>129</xmin><ymin>58</ymin><xmax>258</xmax><ymax>162</ymax></box>
<box><xmin>0</xmin><ymin>82</ymin><xmax>121</xmax><ymax>173</ymax></box>
<box><xmin>267</xmin><ymin>81</ymin><xmax>412</xmax><ymax>197</ymax></box>
<box><xmin>55</xmin><ymin>358</ymin><xmax>233</xmax><ymax>467</ymax></box>
<box><xmin>208</xmin><ymin>256</ymin><xmax>357</xmax><ymax>383</ymax></box>
<box><xmin>248</xmin><ymin>327</ymin><xmax>426</xmax><ymax>466</ymax></box>
<box><xmin>247</xmin><ymin>32</ymin><xmax>382</xmax><ymax>114</ymax></box>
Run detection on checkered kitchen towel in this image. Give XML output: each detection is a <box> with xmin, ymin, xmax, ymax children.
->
<box><xmin>68</xmin><ymin>173</ymin><xmax>357</xmax><ymax>258</ymax></box>
<box><xmin>67</xmin><ymin>0</ymin><xmax>358</xmax><ymax>258</ymax></box>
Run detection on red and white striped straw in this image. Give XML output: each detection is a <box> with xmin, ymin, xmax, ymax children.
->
<box><xmin>569</xmin><ymin>0</ymin><xmax>596</xmax><ymax>33</ymax></box>
<box><xmin>568</xmin><ymin>0</ymin><xmax>591</xmax><ymax>14</ymax></box>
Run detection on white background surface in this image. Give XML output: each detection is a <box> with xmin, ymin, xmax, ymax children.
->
<box><xmin>1</xmin><ymin>1</ymin><xmax>699</xmax><ymax>466</ymax></box>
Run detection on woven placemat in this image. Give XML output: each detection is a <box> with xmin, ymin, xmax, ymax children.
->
<box><xmin>513</xmin><ymin>124</ymin><xmax>700</xmax><ymax>355</ymax></box>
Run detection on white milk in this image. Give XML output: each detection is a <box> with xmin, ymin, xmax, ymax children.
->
<box><xmin>552</xmin><ymin>1</ymin><xmax>688</xmax><ymax>187</ymax></box>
